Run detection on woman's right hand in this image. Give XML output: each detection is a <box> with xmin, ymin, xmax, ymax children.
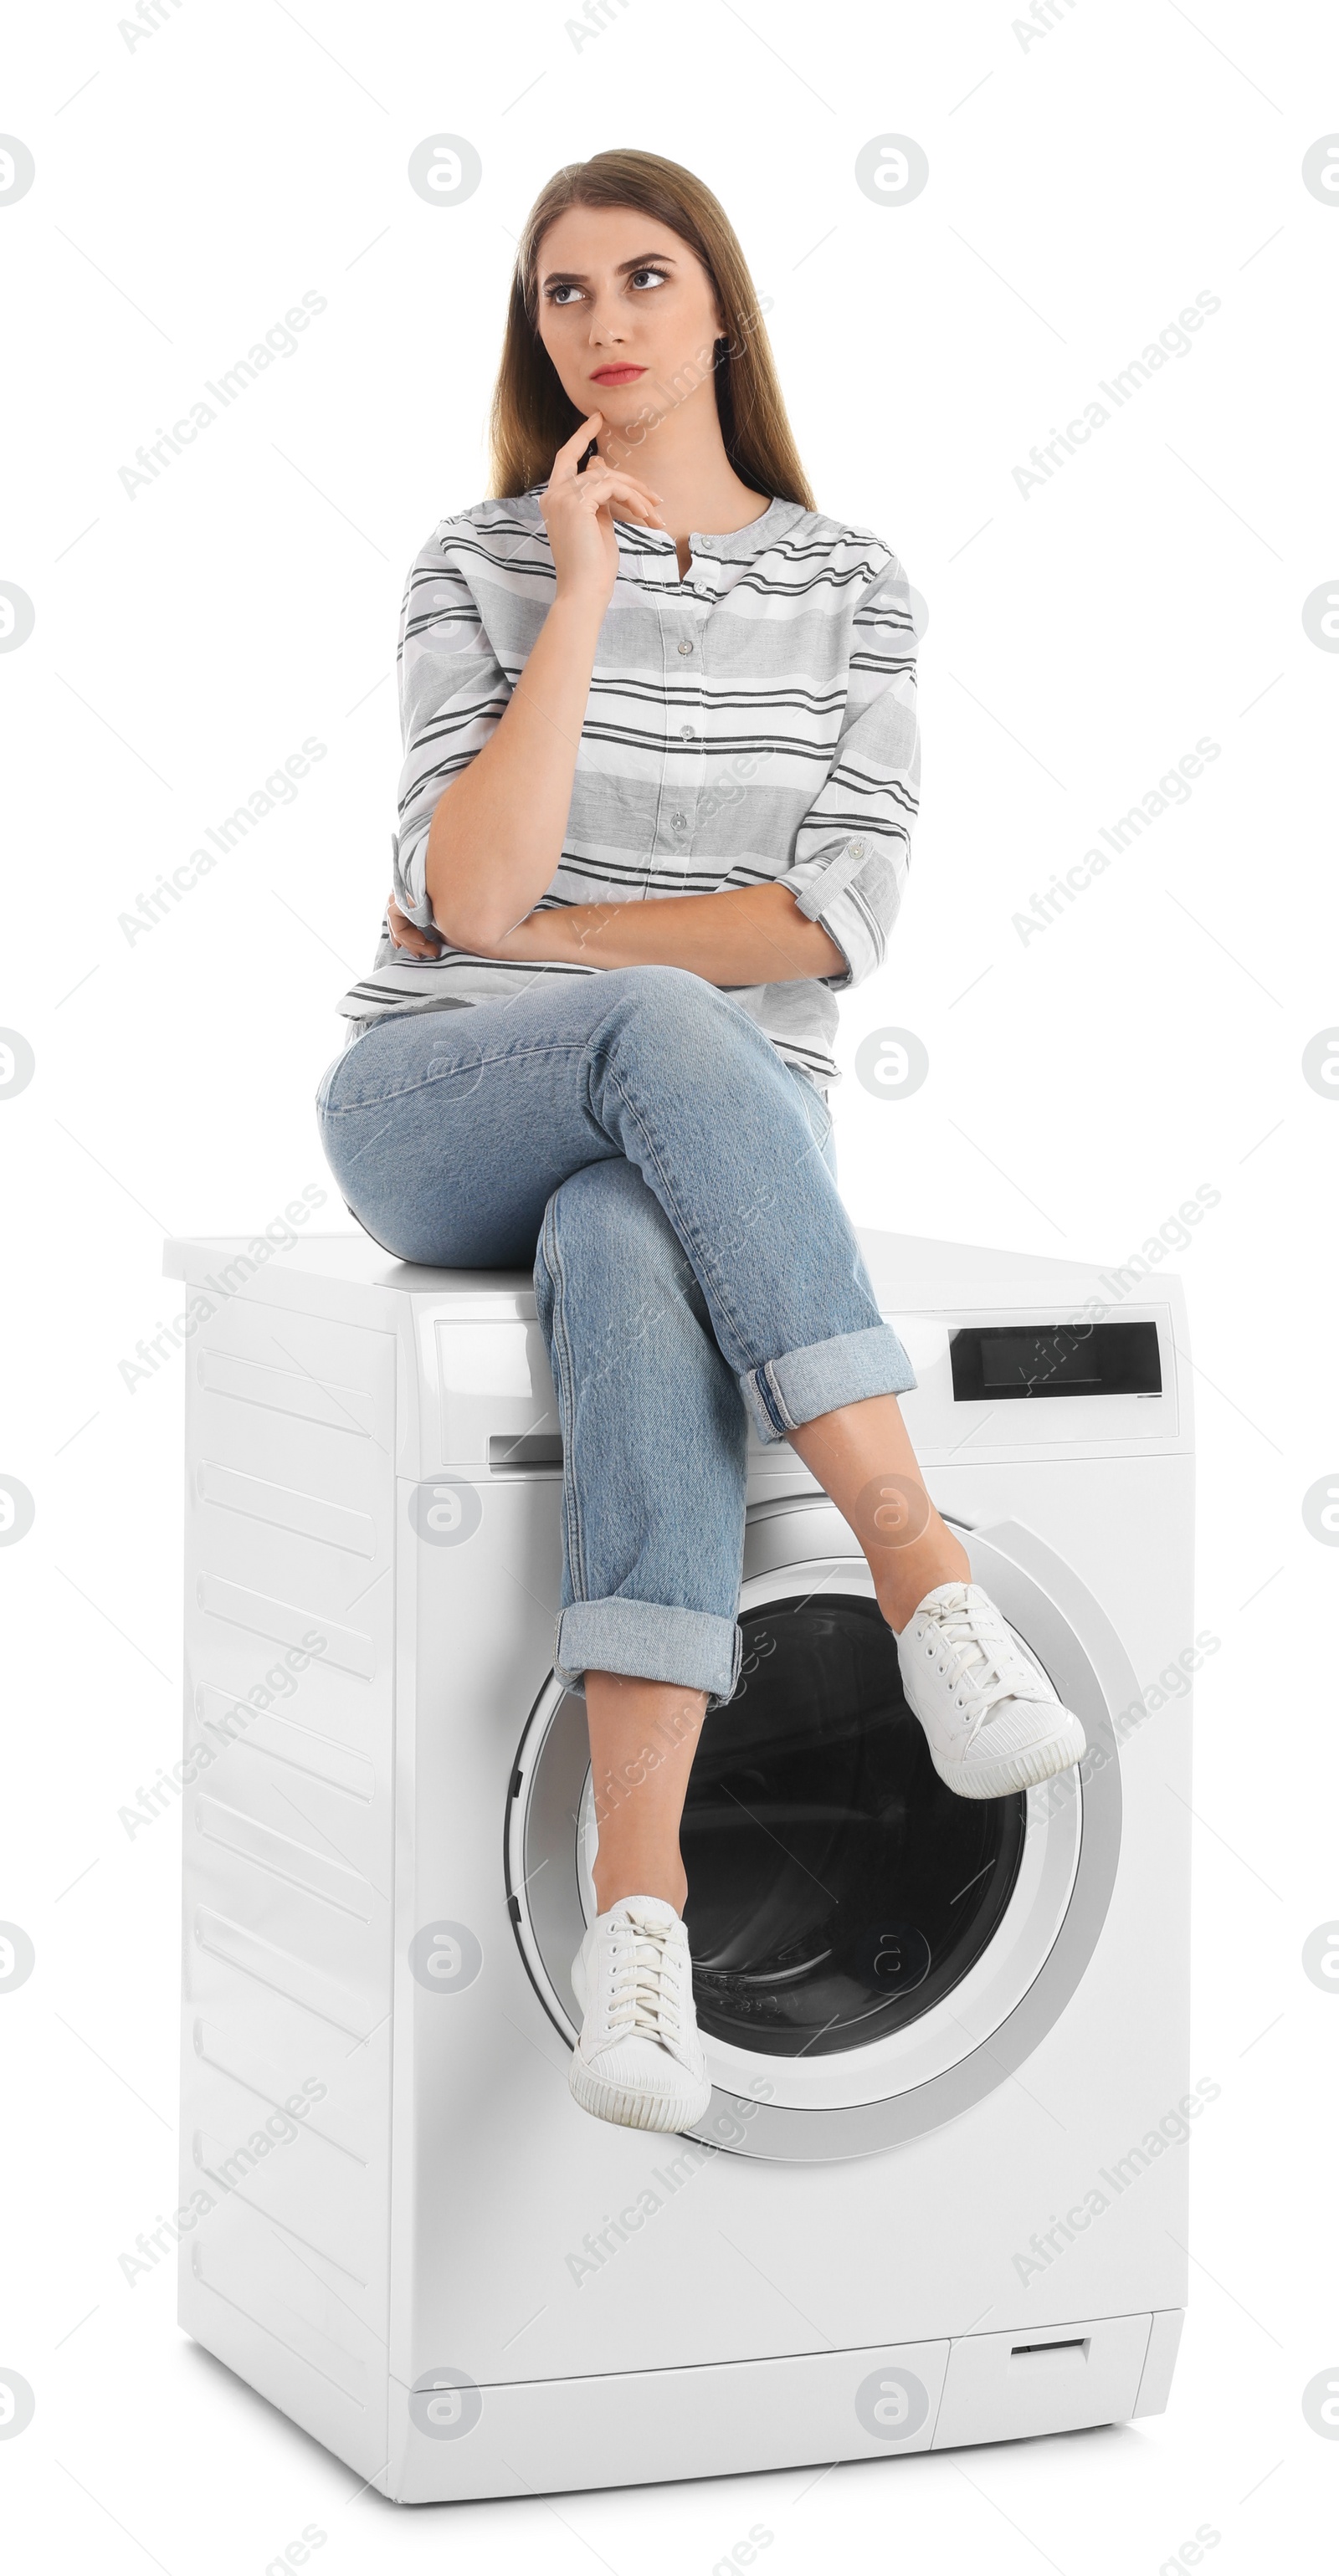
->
<box><xmin>539</xmin><ymin>412</ymin><xmax>666</xmax><ymax>612</ymax></box>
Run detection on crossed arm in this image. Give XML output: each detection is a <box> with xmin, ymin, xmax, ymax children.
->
<box><xmin>387</xmin><ymin>538</ymin><xmax>915</xmax><ymax>994</ymax></box>
<box><xmin>387</xmin><ymin>573</ymin><xmax>849</xmax><ymax>987</ymax></box>
<box><xmin>386</xmin><ymin>878</ymin><xmax>847</xmax><ymax>986</ymax></box>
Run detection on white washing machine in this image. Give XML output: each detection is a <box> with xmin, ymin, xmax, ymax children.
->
<box><xmin>164</xmin><ymin>1224</ymin><xmax>1194</xmax><ymax>2502</ymax></box>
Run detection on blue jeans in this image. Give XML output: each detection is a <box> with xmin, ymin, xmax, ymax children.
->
<box><xmin>316</xmin><ymin>966</ymin><xmax>916</xmax><ymax>1707</ymax></box>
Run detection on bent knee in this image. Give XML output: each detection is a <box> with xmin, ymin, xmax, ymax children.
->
<box><xmin>604</xmin><ymin>962</ymin><xmax>751</xmax><ymax>1048</ymax></box>
<box><xmin>540</xmin><ymin>1157</ymin><xmax>691</xmax><ymax>1291</ymax></box>
<box><xmin>605</xmin><ymin>961</ymin><xmax>710</xmax><ymax>1013</ymax></box>
<box><xmin>545</xmin><ymin>1154</ymin><xmax>679</xmax><ymax>1251</ymax></box>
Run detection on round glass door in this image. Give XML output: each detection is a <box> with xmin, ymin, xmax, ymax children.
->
<box><xmin>681</xmin><ymin>1594</ymin><xmax>1027</xmax><ymax>2058</ymax></box>
<box><xmin>506</xmin><ymin>1511</ymin><xmax>1123</xmax><ymax>2160</ymax></box>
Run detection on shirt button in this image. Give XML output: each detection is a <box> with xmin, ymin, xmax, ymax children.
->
<box><xmin>671</xmin><ymin>811</ymin><xmax>689</xmax><ymax>830</ymax></box>
<box><xmin>677</xmin><ymin>640</ymin><xmax>695</xmax><ymax>656</ymax></box>
<box><xmin>848</xmin><ymin>837</ymin><xmax>867</xmax><ymax>857</ymax></box>
<box><xmin>680</xmin><ymin>725</ymin><xmax>697</xmax><ymax>741</ymax></box>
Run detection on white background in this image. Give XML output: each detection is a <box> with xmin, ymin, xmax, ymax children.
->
<box><xmin>2</xmin><ymin>2</ymin><xmax>1336</xmax><ymax>2568</ymax></box>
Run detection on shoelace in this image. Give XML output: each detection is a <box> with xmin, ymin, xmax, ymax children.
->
<box><xmin>606</xmin><ymin>1913</ymin><xmax>684</xmax><ymax>2042</ymax></box>
<box><xmin>919</xmin><ymin>1589</ymin><xmax>1038</xmax><ymax>1749</ymax></box>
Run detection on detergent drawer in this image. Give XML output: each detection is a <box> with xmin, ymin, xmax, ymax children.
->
<box><xmin>932</xmin><ymin>2312</ymin><xmax>1153</xmax><ymax>2446</ymax></box>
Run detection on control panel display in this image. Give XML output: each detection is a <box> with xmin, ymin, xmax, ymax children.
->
<box><xmin>949</xmin><ymin>1319</ymin><xmax>1162</xmax><ymax>1402</ymax></box>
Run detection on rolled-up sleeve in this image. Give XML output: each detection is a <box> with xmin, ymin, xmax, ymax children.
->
<box><xmin>389</xmin><ymin>520</ymin><xmax>513</xmax><ymax>927</ymax></box>
<box><xmin>782</xmin><ymin>552</ymin><xmax>920</xmax><ymax>989</ymax></box>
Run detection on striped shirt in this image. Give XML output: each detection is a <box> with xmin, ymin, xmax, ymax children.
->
<box><xmin>336</xmin><ymin>489</ymin><xmax>921</xmax><ymax>1090</ymax></box>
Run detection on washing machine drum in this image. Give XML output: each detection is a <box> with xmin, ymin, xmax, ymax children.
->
<box><xmin>507</xmin><ymin>1508</ymin><xmax>1122</xmax><ymax>2161</ymax></box>
<box><xmin>683</xmin><ymin>1595</ymin><xmax>1025</xmax><ymax>2057</ymax></box>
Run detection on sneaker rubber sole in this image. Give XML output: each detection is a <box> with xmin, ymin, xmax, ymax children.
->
<box><xmin>567</xmin><ymin>2051</ymin><xmax>711</xmax><ymax>2133</ymax></box>
<box><xmin>930</xmin><ymin>1718</ymin><xmax>1088</xmax><ymax>1801</ymax></box>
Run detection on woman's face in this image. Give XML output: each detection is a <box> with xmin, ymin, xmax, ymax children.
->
<box><xmin>533</xmin><ymin>203</ymin><xmax>725</xmax><ymax>440</ymax></box>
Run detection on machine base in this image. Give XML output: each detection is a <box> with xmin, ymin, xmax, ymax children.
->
<box><xmin>180</xmin><ymin>2282</ymin><xmax>1183</xmax><ymax>2503</ymax></box>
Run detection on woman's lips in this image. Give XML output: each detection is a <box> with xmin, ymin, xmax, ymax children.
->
<box><xmin>590</xmin><ymin>365</ymin><xmax>646</xmax><ymax>384</ymax></box>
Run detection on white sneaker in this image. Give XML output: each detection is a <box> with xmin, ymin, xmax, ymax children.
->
<box><xmin>568</xmin><ymin>1895</ymin><xmax>711</xmax><ymax>2133</ymax></box>
<box><xmin>897</xmin><ymin>1580</ymin><xmax>1087</xmax><ymax>1800</ymax></box>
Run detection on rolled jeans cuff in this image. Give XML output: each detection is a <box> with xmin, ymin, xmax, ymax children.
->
<box><xmin>740</xmin><ymin>1321</ymin><xmax>918</xmax><ymax>1446</ymax></box>
<box><xmin>553</xmin><ymin>1600</ymin><xmax>743</xmax><ymax>1711</ymax></box>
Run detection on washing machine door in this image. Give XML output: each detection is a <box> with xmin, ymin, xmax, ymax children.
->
<box><xmin>505</xmin><ymin>1503</ymin><xmax>1129</xmax><ymax>2162</ymax></box>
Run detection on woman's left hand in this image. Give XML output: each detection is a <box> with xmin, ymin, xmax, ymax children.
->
<box><xmin>386</xmin><ymin>893</ymin><xmax>568</xmax><ymax>964</ymax></box>
<box><xmin>387</xmin><ymin>894</ymin><xmax>444</xmax><ymax>959</ymax></box>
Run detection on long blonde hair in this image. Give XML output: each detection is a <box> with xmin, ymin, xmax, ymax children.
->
<box><xmin>487</xmin><ymin>148</ymin><xmax>815</xmax><ymax>510</ymax></box>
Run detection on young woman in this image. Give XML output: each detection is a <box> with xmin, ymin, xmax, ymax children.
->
<box><xmin>317</xmin><ymin>149</ymin><xmax>1085</xmax><ymax>2137</ymax></box>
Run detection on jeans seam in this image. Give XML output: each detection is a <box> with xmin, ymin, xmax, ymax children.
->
<box><xmin>538</xmin><ymin>1196</ymin><xmax>589</xmax><ymax>1610</ymax></box>
<box><xmin>787</xmin><ymin>1063</ymin><xmax>833</xmax><ymax>1150</ymax></box>
<box><xmin>712</xmin><ymin>1619</ymin><xmax>746</xmax><ymax>1711</ymax></box>
<box><xmin>591</xmin><ymin>993</ymin><xmax>837</xmax><ymax>1380</ymax></box>
<box><xmin>597</xmin><ymin>1043</ymin><xmax>848</xmax><ymax>1396</ymax></box>
<box><xmin>324</xmin><ymin>1037</ymin><xmax>593</xmax><ymax>1119</ymax></box>
<box><xmin>754</xmin><ymin>1360</ymin><xmax>793</xmax><ymax>1437</ymax></box>
<box><xmin>596</xmin><ymin>1050</ymin><xmax>764</xmax><ymax>1375</ymax></box>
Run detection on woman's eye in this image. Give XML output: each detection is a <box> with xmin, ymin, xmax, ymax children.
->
<box><xmin>545</xmin><ymin>267</ymin><xmax>668</xmax><ymax>304</ymax></box>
